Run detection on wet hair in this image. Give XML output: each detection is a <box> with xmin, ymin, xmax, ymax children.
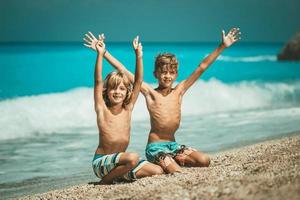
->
<box><xmin>154</xmin><ymin>53</ymin><xmax>179</xmax><ymax>73</ymax></box>
<box><xmin>103</xmin><ymin>71</ymin><xmax>132</xmax><ymax>107</ymax></box>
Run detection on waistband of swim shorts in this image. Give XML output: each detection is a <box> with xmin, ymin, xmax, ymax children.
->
<box><xmin>146</xmin><ymin>141</ymin><xmax>178</xmax><ymax>148</ymax></box>
<box><xmin>92</xmin><ymin>154</ymin><xmax>105</xmax><ymax>161</ymax></box>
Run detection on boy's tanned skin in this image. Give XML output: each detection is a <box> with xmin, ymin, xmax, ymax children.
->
<box><xmin>84</xmin><ymin>28</ymin><xmax>241</xmax><ymax>173</ymax></box>
<box><xmin>90</xmin><ymin>35</ymin><xmax>163</xmax><ymax>183</ymax></box>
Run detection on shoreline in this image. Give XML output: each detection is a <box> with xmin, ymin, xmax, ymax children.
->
<box><xmin>16</xmin><ymin>133</ymin><xmax>300</xmax><ymax>200</ymax></box>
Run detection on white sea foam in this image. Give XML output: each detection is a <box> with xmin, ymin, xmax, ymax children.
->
<box><xmin>217</xmin><ymin>55</ymin><xmax>276</xmax><ymax>62</ymax></box>
<box><xmin>182</xmin><ymin>79</ymin><xmax>299</xmax><ymax>115</ymax></box>
<box><xmin>0</xmin><ymin>79</ymin><xmax>299</xmax><ymax>140</ymax></box>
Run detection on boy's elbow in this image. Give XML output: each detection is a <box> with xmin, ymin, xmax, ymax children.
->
<box><xmin>198</xmin><ymin>63</ymin><xmax>207</xmax><ymax>72</ymax></box>
<box><xmin>94</xmin><ymin>104</ymin><xmax>100</xmax><ymax>113</ymax></box>
<box><xmin>134</xmin><ymin>81</ymin><xmax>143</xmax><ymax>89</ymax></box>
<box><xmin>134</xmin><ymin>77</ymin><xmax>143</xmax><ymax>85</ymax></box>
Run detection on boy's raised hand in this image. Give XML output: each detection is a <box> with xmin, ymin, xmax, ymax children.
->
<box><xmin>222</xmin><ymin>28</ymin><xmax>241</xmax><ymax>47</ymax></box>
<box><xmin>95</xmin><ymin>40</ymin><xmax>106</xmax><ymax>56</ymax></box>
<box><xmin>132</xmin><ymin>36</ymin><xmax>143</xmax><ymax>57</ymax></box>
<box><xmin>83</xmin><ymin>32</ymin><xmax>105</xmax><ymax>51</ymax></box>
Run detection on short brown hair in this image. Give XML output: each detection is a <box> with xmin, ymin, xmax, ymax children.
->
<box><xmin>103</xmin><ymin>71</ymin><xmax>132</xmax><ymax>107</ymax></box>
<box><xmin>154</xmin><ymin>53</ymin><xmax>178</xmax><ymax>73</ymax></box>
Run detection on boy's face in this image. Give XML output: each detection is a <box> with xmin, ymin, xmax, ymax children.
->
<box><xmin>154</xmin><ymin>66</ymin><xmax>178</xmax><ymax>88</ymax></box>
<box><xmin>107</xmin><ymin>81</ymin><xmax>127</xmax><ymax>106</ymax></box>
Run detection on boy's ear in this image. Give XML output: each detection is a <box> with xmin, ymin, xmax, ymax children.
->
<box><xmin>153</xmin><ymin>71</ymin><xmax>158</xmax><ymax>79</ymax></box>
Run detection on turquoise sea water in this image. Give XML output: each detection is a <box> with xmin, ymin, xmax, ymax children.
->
<box><xmin>1</xmin><ymin>42</ymin><xmax>300</xmax><ymax>199</ymax></box>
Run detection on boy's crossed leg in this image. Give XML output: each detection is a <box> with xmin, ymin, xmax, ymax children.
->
<box><xmin>135</xmin><ymin>162</ymin><xmax>164</xmax><ymax>178</ymax></box>
<box><xmin>100</xmin><ymin>152</ymin><xmax>139</xmax><ymax>184</ymax></box>
<box><xmin>94</xmin><ymin>152</ymin><xmax>163</xmax><ymax>184</ymax></box>
<box><xmin>153</xmin><ymin>151</ymin><xmax>211</xmax><ymax>174</ymax></box>
<box><xmin>146</xmin><ymin>142</ymin><xmax>210</xmax><ymax>174</ymax></box>
<box><xmin>154</xmin><ymin>151</ymin><xmax>210</xmax><ymax>174</ymax></box>
<box><xmin>174</xmin><ymin>149</ymin><xmax>211</xmax><ymax>167</ymax></box>
<box><xmin>154</xmin><ymin>153</ymin><xmax>182</xmax><ymax>174</ymax></box>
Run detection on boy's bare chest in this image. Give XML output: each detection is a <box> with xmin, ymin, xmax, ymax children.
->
<box><xmin>152</xmin><ymin>93</ymin><xmax>181</xmax><ymax>109</ymax></box>
<box><xmin>99</xmin><ymin>109</ymin><xmax>131</xmax><ymax>130</ymax></box>
<box><xmin>149</xmin><ymin>92</ymin><xmax>182</xmax><ymax>111</ymax></box>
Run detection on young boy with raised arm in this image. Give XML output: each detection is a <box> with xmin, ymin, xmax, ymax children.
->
<box><xmin>88</xmin><ymin>35</ymin><xmax>163</xmax><ymax>184</ymax></box>
<box><xmin>84</xmin><ymin>28</ymin><xmax>241</xmax><ymax>173</ymax></box>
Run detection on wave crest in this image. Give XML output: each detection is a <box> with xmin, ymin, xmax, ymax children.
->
<box><xmin>0</xmin><ymin>79</ymin><xmax>299</xmax><ymax>140</ymax></box>
<box><xmin>217</xmin><ymin>55</ymin><xmax>276</xmax><ymax>62</ymax></box>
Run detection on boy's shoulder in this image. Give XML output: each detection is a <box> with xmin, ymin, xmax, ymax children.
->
<box><xmin>153</xmin><ymin>87</ymin><xmax>181</xmax><ymax>97</ymax></box>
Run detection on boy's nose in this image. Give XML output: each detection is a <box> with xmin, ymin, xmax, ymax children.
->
<box><xmin>164</xmin><ymin>71</ymin><xmax>170</xmax><ymax>76</ymax></box>
<box><xmin>165</xmin><ymin>72</ymin><xmax>171</xmax><ymax>77</ymax></box>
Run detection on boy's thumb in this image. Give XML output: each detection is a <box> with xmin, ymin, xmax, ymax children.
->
<box><xmin>222</xmin><ymin>30</ymin><xmax>225</xmax><ymax>37</ymax></box>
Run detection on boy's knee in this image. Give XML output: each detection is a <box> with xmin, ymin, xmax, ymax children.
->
<box><xmin>152</xmin><ymin>165</ymin><xmax>164</xmax><ymax>175</ymax></box>
<box><xmin>126</xmin><ymin>153</ymin><xmax>139</xmax><ymax>168</ymax></box>
<box><xmin>202</xmin><ymin>155</ymin><xmax>211</xmax><ymax>167</ymax></box>
<box><xmin>200</xmin><ymin>155</ymin><xmax>211</xmax><ymax>167</ymax></box>
<box><xmin>194</xmin><ymin>154</ymin><xmax>210</xmax><ymax>167</ymax></box>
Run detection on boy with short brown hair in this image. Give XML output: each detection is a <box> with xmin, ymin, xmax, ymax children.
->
<box><xmin>84</xmin><ymin>28</ymin><xmax>241</xmax><ymax>173</ymax></box>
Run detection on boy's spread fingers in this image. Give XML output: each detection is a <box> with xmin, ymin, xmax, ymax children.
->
<box><xmin>83</xmin><ymin>44</ymin><xmax>91</xmax><ymax>48</ymax></box>
<box><xmin>88</xmin><ymin>32</ymin><xmax>97</xmax><ymax>40</ymax></box>
<box><xmin>233</xmin><ymin>28</ymin><xmax>239</xmax><ymax>34</ymax></box>
<box><xmin>86</xmin><ymin>34</ymin><xmax>93</xmax><ymax>41</ymax></box>
<box><xmin>83</xmin><ymin>38</ymin><xmax>91</xmax><ymax>44</ymax></box>
<box><xmin>85</xmin><ymin>34</ymin><xmax>93</xmax><ymax>42</ymax></box>
<box><xmin>230</xmin><ymin>28</ymin><xmax>237</xmax><ymax>34</ymax></box>
<box><xmin>234</xmin><ymin>32</ymin><xmax>241</xmax><ymax>38</ymax></box>
<box><xmin>83</xmin><ymin>36</ymin><xmax>91</xmax><ymax>43</ymax></box>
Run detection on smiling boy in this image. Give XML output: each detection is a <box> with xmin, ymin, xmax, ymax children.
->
<box><xmin>84</xmin><ymin>28</ymin><xmax>241</xmax><ymax>173</ymax></box>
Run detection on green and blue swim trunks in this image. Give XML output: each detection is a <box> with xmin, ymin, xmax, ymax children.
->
<box><xmin>145</xmin><ymin>141</ymin><xmax>196</xmax><ymax>165</ymax></box>
<box><xmin>92</xmin><ymin>152</ymin><xmax>148</xmax><ymax>181</ymax></box>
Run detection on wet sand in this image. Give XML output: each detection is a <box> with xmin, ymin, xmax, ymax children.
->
<box><xmin>18</xmin><ymin>134</ymin><xmax>300</xmax><ymax>200</ymax></box>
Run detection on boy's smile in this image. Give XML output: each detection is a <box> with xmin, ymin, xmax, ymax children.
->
<box><xmin>155</xmin><ymin>68</ymin><xmax>178</xmax><ymax>88</ymax></box>
<box><xmin>107</xmin><ymin>82</ymin><xmax>127</xmax><ymax>105</ymax></box>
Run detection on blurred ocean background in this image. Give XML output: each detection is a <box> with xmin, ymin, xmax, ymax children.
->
<box><xmin>1</xmin><ymin>42</ymin><xmax>300</xmax><ymax>199</ymax></box>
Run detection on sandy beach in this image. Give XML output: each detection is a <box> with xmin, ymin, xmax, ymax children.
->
<box><xmin>17</xmin><ymin>134</ymin><xmax>300</xmax><ymax>200</ymax></box>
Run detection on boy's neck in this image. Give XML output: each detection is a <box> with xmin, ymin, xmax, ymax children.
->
<box><xmin>155</xmin><ymin>85</ymin><xmax>173</xmax><ymax>96</ymax></box>
<box><xmin>108</xmin><ymin>103</ymin><xmax>123</xmax><ymax>114</ymax></box>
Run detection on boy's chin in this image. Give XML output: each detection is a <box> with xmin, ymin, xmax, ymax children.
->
<box><xmin>109</xmin><ymin>100</ymin><xmax>124</xmax><ymax>106</ymax></box>
<box><xmin>160</xmin><ymin>83</ymin><xmax>173</xmax><ymax>88</ymax></box>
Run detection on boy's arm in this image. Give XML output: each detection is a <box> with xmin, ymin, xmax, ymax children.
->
<box><xmin>93</xmin><ymin>41</ymin><xmax>106</xmax><ymax>112</ymax></box>
<box><xmin>127</xmin><ymin>36</ymin><xmax>143</xmax><ymax>108</ymax></box>
<box><xmin>84</xmin><ymin>32</ymin><xmax>153</xmax><ymax>96</ymax></box>
<box><xmin>177</xmin><ymin>28</ymin><xmax>241</xmax><ymax>95</ymax></box>
<box><xmin>104</xmin><ymin>51</ymin><xmax>154</xmax><ymax>96</ymax></box>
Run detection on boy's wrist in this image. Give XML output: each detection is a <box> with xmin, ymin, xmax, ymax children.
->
<box><xmin>98</xmin><ymin>49</ymin><xmax>107</xmax><ymax>56</ymax></box>
<box><xmin>219</xmin><ymin>43</ymin><xmax>226</xmax><ymax>49</ymax></box>
<box><xmin>135</xmin><ymin>51</ymin><xmax>143</xmax><ymax>58</ymax></box>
